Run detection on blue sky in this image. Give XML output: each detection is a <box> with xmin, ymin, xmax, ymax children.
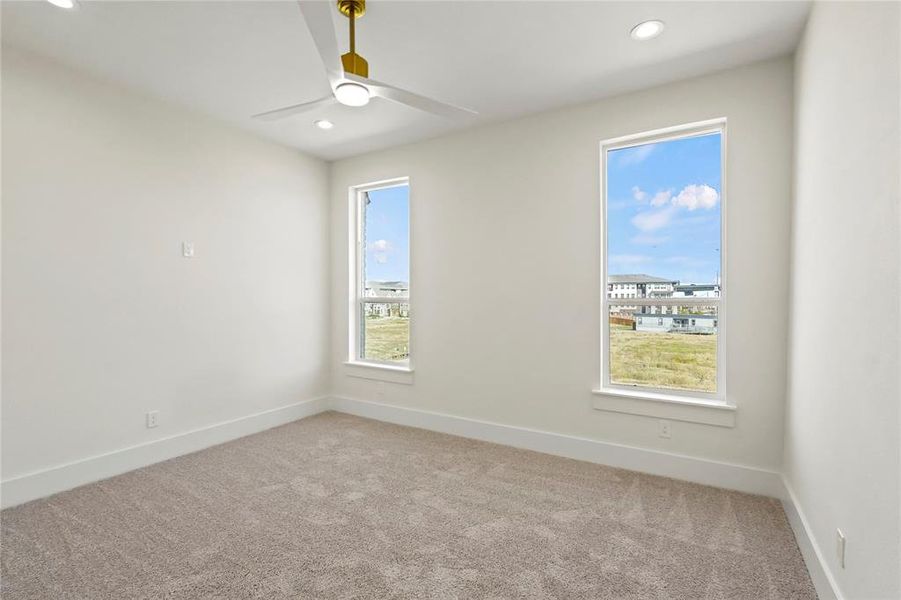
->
<box><xmin>364</xmin><ymin>184</ymin><xmax>409</xmax><ymax>282</ymax></box>
<box><xmin>607</xmin><ymin>132</ymin><xmax>722</xmax><ymax>283</ymax></box>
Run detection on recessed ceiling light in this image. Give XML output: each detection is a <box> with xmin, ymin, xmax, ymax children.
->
<box><xmin>46</xmin><ymin>0</ymin><xmax>76</xmax><ymax>8</ymax></box>
<box><xmin>314</xmin><ymin>119</ymin><xmax>334</xmax><ymax>130</ymax></box>
<box><xmin>630</xmin><ymin>20</ymin><xmax>665</xmax><ymax>41</ymax></box>
<box><xmin>334</xmin><ymin>82</ymin><xmax>370</xmax><ymax>107</ymax></box>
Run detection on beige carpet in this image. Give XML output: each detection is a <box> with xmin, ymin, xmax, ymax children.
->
<box><xmin>1</xmin><ymin>412</ymin><xmax>815</xmax><ymax>599</ymax></box>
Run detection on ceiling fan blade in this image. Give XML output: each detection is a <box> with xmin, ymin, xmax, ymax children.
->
<box><xmin>297</xmin><ymin>0</ymin><xmax>344</xmax><ymax>87</ymax></box>
<box><xmin>252</xmin><ymin>96</ymin><xmax>335</xmax><ymax>121</ymax></box>
<box><xmin>345</xmin><ymin>74</ymin><xmax>478</xmax><ymax>120</ymax></box>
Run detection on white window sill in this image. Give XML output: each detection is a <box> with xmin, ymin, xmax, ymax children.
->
<box><xmin>591</xmin><ymin>387</ymin><xmax>735</xmax><ymax>427</ymax></box>
<box><xmin>344</xmin><ymin>361</ymin><xmax>414</xmax><ymax>385</ymax></box>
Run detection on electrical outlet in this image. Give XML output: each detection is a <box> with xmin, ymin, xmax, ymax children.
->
<box><xmin>658</xmin><ymin>419</ymin><xmax>672</xmax><ymax>439</ymax></box>
<box><xmin>836</xmin><ymin>529</ymin><xmax>846</xmax><ymax>568</ymax></box>
<box><xmin>182</xmin><ymin>242</ymin><xmax>195</xmax><ymax>258</ymax></box>
<box><xmin>146</xmin><ymin>410</ymin><xmax>160</xmax><ymax>429</ymax></box>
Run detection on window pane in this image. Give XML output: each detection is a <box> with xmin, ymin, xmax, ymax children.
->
<box><xmin>363</xmin><ymin>185</ymin><xmax>409</xmax><ymax>300</ymax></box>
<box><xmin>361</xmin><ymin>303</ymin><xmax>409</xmax><ymax>362</ymax></box>
<box><xmin>606</xmin><ymin>131</ymin><xmax>722</xmax><ymax>394</ymax></box>
<box><xmin>609</xmin><ymin>305</ymin><xmax>718</xmax><ymax>393</ymax></box>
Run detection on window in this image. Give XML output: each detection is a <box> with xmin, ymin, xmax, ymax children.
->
<box><xmin>349</xmin><ymin>178</ymin><xmax>410</xmax><ymax>367</ymax></box>
<box><xmin>601</xmin><ymin>120</ymin><xmax>725</xmax><ymax>399</ymax></box>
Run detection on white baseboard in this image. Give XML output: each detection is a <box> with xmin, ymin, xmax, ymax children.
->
<box><xmin>1</xmin><ymin>392</ymin><xmax>839</xmax><ymax>599</ymax></box>
<box><xmin>0</xmin><ymin>392</ymin><xmax>789</xmax><ymax>515</ymax></box>
<box><xmin>0</xmin><ymin>396</ymin><xmax>331</xmax><ymax>509</ymax></box>
<box><xmin>780</xmin><ymin>478</ymin><xmax>843</xmax><ymax>600</ymax></box>
<box><xmin>329</xmin><ymin>396</ymin><xmax>783</xmax><ymax>498</ymax></box>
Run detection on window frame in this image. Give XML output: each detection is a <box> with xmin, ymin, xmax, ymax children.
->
<box><xmin>347</xmin><ymin>176</ymin><xmax>412</xmax><ymax>372</ymax></box>
<box><xmin>599</xmin><ymin>119</ymin><xmax>728</xmax><ymax>404</ymax></box>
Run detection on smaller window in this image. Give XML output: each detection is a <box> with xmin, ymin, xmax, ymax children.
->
<box><xmin>350</xmin><ymin>178</ymin><xmax>410</xmax><ymax>366</ymax></box>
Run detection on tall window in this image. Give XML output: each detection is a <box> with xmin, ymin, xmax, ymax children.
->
<box><xmin>602</xmin><ymin>121</ymin><xmax>725</xmax><ymax>399</ymax></box>
<box><xmin>350</xmin><ymin>178</ymin><xmax>410</xmax><ymax>366</ymax></box>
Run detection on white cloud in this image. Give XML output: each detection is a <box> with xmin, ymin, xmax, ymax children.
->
<box><xmin>631</xmin><ymin>186</ymin><xmax>647</xmax><ymax>203</ymax></box>
<box><xmin>367</xmin><ymin>239</ymin><xmax>393</xmax><ymax>265</ymax></box>
<box><xmin>617</xmin><ymin>143</ymin><xmax>656</xmax><ymax>166</ymax></box>
<box><xmin>628</xmin><ymin>184</ymin><xmax>718</xmax><ymax>235</ymax></box>
<box><xmin>650</xmin><ymin>189</ymin><xmax>673</xmax><ymax>207</ymax></box>
<box><xmin>368</xmin><ymin>239</ymin><xmax>391</xmax><ymax>252</ymax></box>
<box><xmin>631</xmin><ymin>205</ymin><xmax>677</xmax><ymax>232</ymax></box>
<box><xmin>671</xmin><ymin>184</ymin><xmax>719</xmax><ymax>210</ymax></box>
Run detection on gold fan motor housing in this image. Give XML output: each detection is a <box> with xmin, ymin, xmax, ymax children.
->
<box><xmin>337</xmin><ymin>0</ymin><xmax>368</xmax><ymax>78</ymax></box>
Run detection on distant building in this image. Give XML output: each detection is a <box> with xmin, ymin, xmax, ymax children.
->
<box><xmin>635</xmin><ymin>313</ymin><xmax>718</xmax><ymax>334</ymax></box>
<box><xmin>365</xmin><ymin>281</ymin><xmax>408</xmax><ymax>298</ymax></box>
<box><xmin>364</xmin><ymin>281</ymin><xmax>409</xmax><ymax>317</ymax></box>
<box><xmin>607</xmin><ymin>274</ymin><xmax>679</xmax><ymax>315</ymax></box>
<box><xmin>608</xmin><ymin>274</ymin><xmax>720</xmax><ymax>316</ymax></box>
<box><xmin>607</xmin><ymin>274</ymin><xmax>678</xmax><ymax>299</ymax></box>
<box><xmin>674</xmin><ymin>283</ymin><xmax>720</xmax><ymax>298</ymax></box>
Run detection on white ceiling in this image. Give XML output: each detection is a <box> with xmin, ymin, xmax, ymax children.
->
<box><xmin>2</xmin><ymin>1</ymin><xmax>810</xmax><ymax>160</ymax></box>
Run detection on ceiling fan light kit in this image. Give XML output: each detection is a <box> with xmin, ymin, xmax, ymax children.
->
<box><xmin>335</xmin><ymin>82</ymin><xmax>370</xmax><ymax>106</ymax></box>
<box><xmin>252</xmin><ymin>0</ymin><xmax>477</xmax><ymax>123</ymax></box>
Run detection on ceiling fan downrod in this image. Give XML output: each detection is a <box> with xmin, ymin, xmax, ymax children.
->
<box><xmin>337</xmin><ymin>0</ymin><xmax>368</xmax><ymax>78</ymax></box>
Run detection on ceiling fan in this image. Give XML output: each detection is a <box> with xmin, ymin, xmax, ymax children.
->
<box><xmin>253</xmin><ymin>0</ymin><xmax>477</xmax><ymax>121</ymax></box>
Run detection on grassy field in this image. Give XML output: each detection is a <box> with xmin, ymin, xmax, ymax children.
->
<box><xmin>361</xmin><ymin>317</ymin><xmax>714</xmax><ymax>391</ymax></box>
<box><xmin>609</xmin><ymin>323</ymin><xmax>717</xmax><ymax>393</ymax></box>
<box><xmin>363</xmin><ymin>316</ymin><xmax>410</xmax><ymax>361</ymax></box>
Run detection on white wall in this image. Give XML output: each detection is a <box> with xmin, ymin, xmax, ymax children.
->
<box><xmin>786</xmin><ymin>3</ymin><xmax>901</xmax><ymax>599</ymax></box>
<box><xmin>4</xmin><ymin>16</ymin><xmax>897</xmax><ymax>594</ymax></box>
<box><xmin>330</xmin><ymin>57</ymin><xmax>794</xmax><ymax>471</ymax></box>
<box><xmin>1</xmin><ymin>49</ymin><xmax>330</xmax><ymax>483</ymax></box>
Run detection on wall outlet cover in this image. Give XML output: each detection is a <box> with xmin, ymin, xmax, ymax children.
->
<box><xmin>658</xmin><ymin>419</ymin><xmax>672</xmax><ymax>439</ymax></box>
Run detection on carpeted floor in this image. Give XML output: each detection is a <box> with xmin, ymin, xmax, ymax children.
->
<box><xmin>1</xmin><ymin>411</ymin><xmax>816</xmax><ymax>599</ymax></box>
